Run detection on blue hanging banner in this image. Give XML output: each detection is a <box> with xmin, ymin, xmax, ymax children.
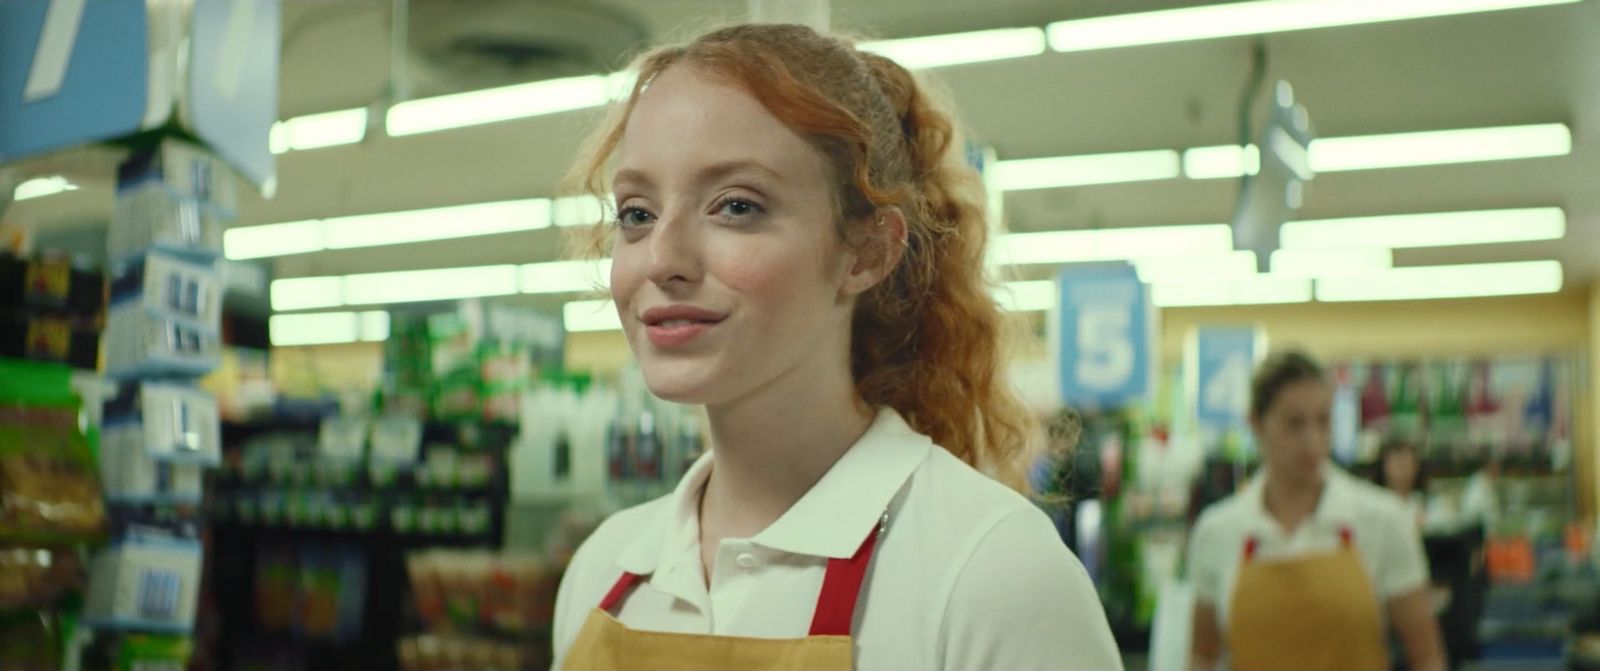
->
<box><xmin>0</xmin><ymin>0</ymin><xmax>149</xmax><ymax>163</ymax></box>
<box><xmin>184</xmin><ymin>0</ymin><xmax>280</xmax><ymax>188</ymax></box>
<box><xmin>1055</xmin><ymin>263</ymin><xmax>1156</xmax><ymax>409</ymax></box>
<box><xmin>1187</xmin><ymin>325</ymin><xmax>1265</xmax><ymax>432</ymax></box>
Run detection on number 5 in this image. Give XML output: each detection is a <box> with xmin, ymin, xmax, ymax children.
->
<box><xmin>23</xmin><ymin>0</ymin><xmax>88</xmax><ymax>103</ymax></box>
<box><xmin>1077</xmin><ymin>305</ymin><xmax>1134</xmax><ymax>391</ymax></box>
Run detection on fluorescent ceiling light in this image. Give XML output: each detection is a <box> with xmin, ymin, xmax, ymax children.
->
<box><xmin>1309</xmin><ymin>123</ymin><xmax>1570</xmax><ymax>172</ymax></box>
<box><xmin>1184</xmin><ymin>145</ymin><xmax>1260</xmax><ymax>179</ymax></box>
<box><xmin>12</xmin><ymin>176</ymin><xmax>77</xmax><ymax>200</ymax></box>
<box><xmin>1282</xmin><ymin>207</ymin><xmax>1565</xmax><ymax>249</ymax></box>
<box><xmin>859</xmin><ymin>28</ymin><xmax>1047</xmax><ymax>69</ymax></box>
<box><xmin>521</xmin><ymin>259</ymin><xmax>611</xmax><ymax>294</ymax></box>
<box><xmin>554</xmin><ymin>194</ymin><xmax>608</xmax><ymax>227</ymax></box>
<box><xmin>387</xmin><ymin>74</ymin><xmax>611</xmax><ymax>136</ymax></box>
<box><xmin>1134</xmin><ymin>251</ymin><xmax>1257</xmax><ymax>283</ymax></box>
<box><xmin>224</xmin><ymin>221</ymin><xmax>322</xmax><ymax>260</ymax></box>
<box><xmin>341</xmin><ymin>265</ymin><xmax>519</xmax><ymax>305</ymax></box>
<box><xmin>1047</xmin><ymin>0</ymin><xmax>1580</xmax><ymax>52</ymax></box>
<box><xmin>1269</xmin><ymin>248</ymin><xmax>1393</xmax><ymax>277</ymax></box>
<box><xmin>993</xmin><ymin>280</ymin><xmax>1056</xmax><ymax>312</ymax></box>
<box><xmin>994</xmin><ymin>224</ymin><xmax>1232</xmax><ymax>266</ymax></box>
<box><xmin>270</xmin><ymin>311</ymin><xmax>389</xmax><ymax>347</ymax></box>
<box><xmin>271</xmin><ymin>108</ymin><xmax>367</xmax><ymax>154</ymax></box>
<box><xmin>563</xmin><ymin>299</ymin><xmax>622</xmax><ymax>332</ymax></box>
<box><xmin>1316</xmin><ymin>260</ymin><xmax>1563</xmax><ymax>302</ymax></box>
<box><xmin>1151</xmin><ymin>275</ymin><xmax>1312</xmax><ymax>307</ymax></box>
<box><xmin>323</xmin><ymin>199</ymin><xmax>551</xmax><ymax>249</ymax></box>
<box><xmin>223</xmin><ymin>199</ymin><xmax>554</xmax><ymax>259</ymax></box>
<box><xmin>994</xmin><ymin>150</ymin><xmax>1180</xmax><ymax>191</ymax></box>
<box><xmin>271</xmin><ymin>276</ymin><xmax>343</xmax><ymax>312</ymax></box>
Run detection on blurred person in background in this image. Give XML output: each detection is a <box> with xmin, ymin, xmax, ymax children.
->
<box><xmin>1375</xmin><ymin>438</ymin><xmax>1430</xmax><ymax>529</ymax></box>
<box><xmin>1188</xmin><ymin>351</ymin><xmax>1446</xmax><ymax>671</ymax></box>
<box><xmin>548</xmin><ymin>23</ymin><xmax>1120</xmax><ymax>671</ymax></box>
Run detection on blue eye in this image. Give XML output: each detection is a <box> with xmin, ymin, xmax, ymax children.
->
<box><xmin>715</xmin><ymin>197</ymin><xmax>764</xmax><ymax>220</ymax></box>
<box><xmin>616</xmin><ymin>206</ymin><xmax>655</xmax><ymax>228</ymax></box>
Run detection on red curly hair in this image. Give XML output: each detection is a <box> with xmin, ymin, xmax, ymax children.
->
<box><xmin>566</xmin><ymin>23</ymin><xmax>1039</xmax><ymax>491</ymax></box>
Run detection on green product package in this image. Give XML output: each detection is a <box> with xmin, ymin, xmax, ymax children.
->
<box><xmin>0</xmin><ymin>360</ymin><xmax>105</xmax><ymax>545</ymax></box>
<box><xmin>116</xmin><ymin>633</ymin><xmax>191</xmax><ymax>671</ymax></box>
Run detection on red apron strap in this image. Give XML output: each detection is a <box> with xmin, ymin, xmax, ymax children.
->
<box><xmin>808</xmin><ymin>523</ymin><xmax>884</xmax><ymax>636</ymax></box>
<box><xmin>598</xmin><ymin>571</ymin><xmax>643</xmax><ymax>612</ymax></box>
<box><xmin>1339</xmin><ymin>525</ymin><xmax>1355</xmax><ymax>548</ymax></box>
<box><xmin>1243</xmin><ymin>536</ymin><xmax>1260</xmax><ymax>562</ymax></box>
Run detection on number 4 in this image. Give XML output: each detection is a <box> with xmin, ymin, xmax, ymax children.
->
<box><xmin>23</xmin><ymin>0</ymin><xmax>88</xmax><ymax>103</ymax></box>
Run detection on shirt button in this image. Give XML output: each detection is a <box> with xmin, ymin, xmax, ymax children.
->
<box><xmin>735</xmin><ymin>552</ymin><xmax>760</xmax><ymax>569</ymax></box>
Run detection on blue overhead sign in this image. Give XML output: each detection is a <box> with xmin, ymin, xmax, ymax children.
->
<box><xmin>1056</xmin><ymin>264</ymin><xmax>1156</xmax><ymax>409</ymax></box>
<box><xmin>1188</xmin><ymin>325</ymin><xmax>1264</xmax><ymax>431</ymax></box>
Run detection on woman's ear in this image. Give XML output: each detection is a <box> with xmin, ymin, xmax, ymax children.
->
<box><xmin>841</xmin><ymin>207</ymin><xmax>908</xmax><ymax>297</ymax></box>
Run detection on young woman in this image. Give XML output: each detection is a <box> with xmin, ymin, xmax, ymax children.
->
<box><xmin>1188</xmin><ymin>352</ymin><xmax>1446</xmax><ymax>671</ymax></box>
<box><xmin>549</xmin><ymin>23</ymin><xmax>1121</xmax><ymax>671</ymax></box>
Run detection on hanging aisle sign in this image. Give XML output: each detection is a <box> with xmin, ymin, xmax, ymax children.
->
<box><xmin>1186</xmin><ymin>325</ymin><xmax>1266</xmax><ymax>433</ymax></box>
<box><xmin>1</xmin><ymin>0</ymin><xmax>279</xmax><ymax>189</ymax></box>
<box><xmin>1054</xmin><ymin>263</ymin><xmax>1157</xmax><ymax>409</ymax></box>
<box><xmin>0</xmin><ymin>0</ymin><xmax>149</xmax><ymax>163</ymax></box>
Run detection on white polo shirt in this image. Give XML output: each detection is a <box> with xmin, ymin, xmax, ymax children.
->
<box><xmin>1186</xmin><ymin>463</ymin><xmax>1430</xmax><ymax>631</ymax></box>
<box><xmin>551</xmin><ymin>408</ymin><xmax>1123</xmax><ymax>671</ymax></box>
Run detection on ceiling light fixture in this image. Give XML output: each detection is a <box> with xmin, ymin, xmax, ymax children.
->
<box><xmin>993</xmin><ymin>280</ymin><xmax>1057</xmax><ymax>312</ymax></box>
<box><xmin>270</xmin><ymin>276</ymin><xmax>344</xmax><ymax>312</ymax></box>
<box><xmin>387</xmin><ymin>74</ymin><xmax>612</xmax><ymax>136</ymax></box>
<box><xmin>269</xmin><ymin>311</ymin><xmax>390</xmax><ymax>347</ymax></box>
<box><xmin>1282</xmin><ymin>207</ymin><xmax>1565</xmax><ymax>249</ymax></box>
<box><xmin>1269</xmin><ymin>248</ymin><xmax>1393</xmax><ymax>277</ymax></box>
<box><xmin>521</xmin><ymin>259</ymin><xmax>611</xmax><ymax>294</ymax></box>
<box><xmin>1316</xmin><ymin>260</ymin><xmax>1563</xmax><ymax>301</ymax></box>
<box><xmin>1133</xmin><ymin>251</ymin><xmax>1258</xmax><ymax>283</ymax></box>
<box><xmin>1310</xmin><ymin>123</ymin><xmax>1571</xmax><ymax>172</ymax></box>
<box><xmin>1183</xmin><ymin>123</ymin><xmax>1570</xmax><ymax>179</ymax></box>
<box><xmin>270</xmin><ymin>108</ymin><xmax>368</xmax><ymax>154</ymax></box>
<box><xmin>322</xmin><ymin>199</ymin><xmax>551</xmax><ymax>250</ymax></box>
<box><xmin>1151</xmin><ymin>275</ymin><xmax>1313</xmax><ymax>307</ymax></box>
<box><xmin>12</xmin><ymin>176</ymin><xmax>78</xmax><ymax>201</ymax></box>
<box><xmin>563</xmin><ymin>299</ymin><xmax>622</xmax><ymax>332</ymax></box>
<box><xmin>994</xmin><ymin>150</ymin><xmax>1181</xmax><ymax>191</ymax></box>
<box><xmin>1046</xmin><ymin>0</ymin><xmax>1580</xmax><ymax>52</ymax></box>
<box><xmin>339</xmin><ymin>265</ymin><xmax>520</xmax><ymax>306</ymax></box>
<box><xmin>223</xmin><ymin>199</ymin><xmax>553</xmax><ymax>259</ymax></box>
<box><xmin>859</xmin><ymin>28</ymin><xmax>1048</xmax><ymax>69</ymax></box>
<box><xmin>993</xmin><ymin>224</ymin><xmax>1233</xmax><ymax>266</ymax></box>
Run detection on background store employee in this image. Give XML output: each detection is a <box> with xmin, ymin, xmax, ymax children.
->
<box><xmin>549</xmin><ymin>24</ymin><xmax>1121</xmax><ymax>671</ymax></box>
<box><xmin>1188</xmin><ymin>352</ymin><xmax>1447</xmax><ymax>671</ymax></box>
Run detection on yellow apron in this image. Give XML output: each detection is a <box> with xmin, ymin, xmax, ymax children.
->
<box><xmin>562</xmin><ymin>524</ymin><xmax>881</xmax><ymax>671</ymax></box>
<box><xmin>1227</xmin><ymin>526</ymin><xmax>1388</xmax><ymax>671</ymax></box>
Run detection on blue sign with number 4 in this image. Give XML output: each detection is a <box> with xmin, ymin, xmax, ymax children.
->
<box><xmin>1055</xmin><ymin>264</ymin><xmax>1156</xmax><ymax>409</ymax></box>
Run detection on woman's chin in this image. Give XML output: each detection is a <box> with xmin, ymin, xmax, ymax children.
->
<box><xmin>639</xmin><ymin>363</ymin><xmax>725</xmax><ymax>405</ymax></box>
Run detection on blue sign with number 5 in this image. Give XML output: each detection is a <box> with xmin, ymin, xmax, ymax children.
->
<box><xmin>1055</xmin><ymin>264</ymin><xmax>1156</xmax><ymax>409</ymax></box>
<box><xmin>0</xmin><ymin>0</ymin><xmax>148</xmax><ymax>163</ymax></box>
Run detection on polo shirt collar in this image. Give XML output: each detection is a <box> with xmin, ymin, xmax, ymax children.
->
<box><xmin>1246</xmin><ymin>461</ymin><xmax>1359</xmax><ymax>535</ymax></box>
<box><xmin>614</xmin><ymin>406</ymin><xmax>933</xmax><ymax>575</ymax></box>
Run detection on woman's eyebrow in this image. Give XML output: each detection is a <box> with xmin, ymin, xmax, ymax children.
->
<box><xmin>613</xmin><ymin>160</ymin><xmax>782</xmax><ymax>194</ymax></box>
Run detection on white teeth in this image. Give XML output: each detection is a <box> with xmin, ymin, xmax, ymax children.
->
<box><xmin>660</xmin><ymin>319</ymin><xmax>694</xmax><ymax>327</ymax></box>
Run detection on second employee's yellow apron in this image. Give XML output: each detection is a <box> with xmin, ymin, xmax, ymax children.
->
<box><xmin>562</xmin><ymin>523</ymin><xmax>882</xmax><ymax>671</ymax></box>
<box><xmin>1227</xmin><ymin>526</ymin><xmax>1388</xmax><ymax>671</ymax></box>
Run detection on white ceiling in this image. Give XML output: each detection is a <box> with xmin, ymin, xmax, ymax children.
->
<box><xmin>9</xmin><ymin>0</ymin><xmax>1599</xmax><ymax>302</ymax></box>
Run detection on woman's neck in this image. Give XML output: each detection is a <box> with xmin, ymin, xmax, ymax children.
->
<box><xmin>1263</xmin><ymin>469</ymin><xmax>1326</xmax><ymax>534</ymax></box>
<box><xmin>698</xmin><ymin>354</ymin><xmax>874</xmax><ymax>543</ymax></box>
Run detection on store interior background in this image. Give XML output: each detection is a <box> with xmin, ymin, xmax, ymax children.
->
<box><xmin>5</xmin><ymin>0</ymin><xmax>1600</xmax><ymax>670</ymax></box>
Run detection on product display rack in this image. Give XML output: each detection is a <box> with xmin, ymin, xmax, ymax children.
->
<box><xmin>206</xmin><ymin>418</ymin><xmax>514</xmax><ymax>671</ymax></box>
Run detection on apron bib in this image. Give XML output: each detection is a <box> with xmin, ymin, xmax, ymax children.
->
<box><xmin>562</xmin><ymin>523</ymin><xmax>881</xmax><ymax>671</ymax></box>
<box><xmin>1226</xmin><ymin>525</ymin><xmax>1388</xmax><ymax>671</ymax></box>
